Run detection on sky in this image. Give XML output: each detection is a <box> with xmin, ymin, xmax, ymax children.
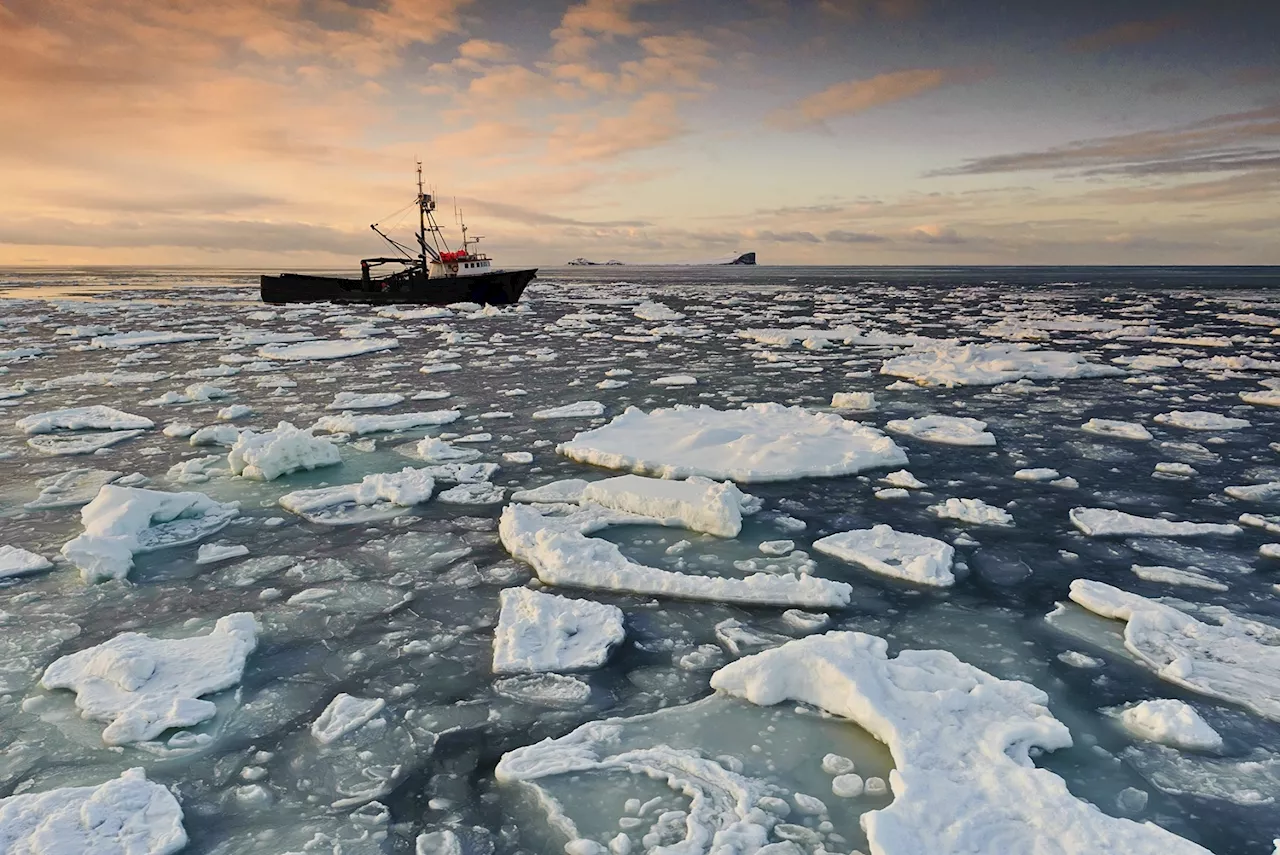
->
<box><xmin>1</xmin><ymin>0</ymin><xmax>1277</xmax><ymax>267</ymax></box>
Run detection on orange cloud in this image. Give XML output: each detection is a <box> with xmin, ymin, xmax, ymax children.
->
<box><xmin>548</xmin><ymin>92</ymin><xmax>686</xmax><ymax>162</ymax></box>
<box><xmin>771</xmin><ymin>67</ymin><xmax>986</xmax><ymax>129</ymax></box>
<box><xmin>1067</xmin><ymin>15</ymin><xmax>1186</xmax><ymax>53</ymax></box>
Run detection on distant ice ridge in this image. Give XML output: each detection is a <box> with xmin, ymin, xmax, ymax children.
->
<box><xmin>61</xmin><ymin>485</ymin><xmax>240</xmax><ymax>582</ymax></box>
<box><xmin>0</xmin><ymin>768</ymin><xmax>186</xmax><ymax>854</ymax></box>
<box><xmin>1068</xmin><ymin>579</ymin><xmax>1280</xmax><ymax>722</ymax></box>
<box><xmin>711</xmin><ymin>631</ymin><xmax>1214</xmax><ymax>855</ymax></box>
<box><xmin>228</xmin><ymin>421</ymin><xmax>341</xmax><ymax>481</ymax></box>
<box><xmin>501</xmin><ymin>474</ymin><xmax>848</xmax><ymax>607</ymax></box>
<box><xmin>492</xmin><ymin>587</ymin><xmax>625</xmax><ymax>674</ymax></box>
<box><xmin>558</xmin><ymin>403</ymin><xmax>907</xmax><ymax>482</ymax></box>
<box><xmin>880</xmin><ymin>342</ymin><xmax>1125</xmax><ymax>387</ymax></box>
<box><xmin>40</xmin><ymin>612</ymin><xmax>258</xmax><ymax>744</ymax></box>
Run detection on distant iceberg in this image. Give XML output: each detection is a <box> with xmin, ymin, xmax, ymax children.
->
<box><xmin>565</xmin><ymin>251</ymin><xmax>755</xmax><ymax>266</ymax></box>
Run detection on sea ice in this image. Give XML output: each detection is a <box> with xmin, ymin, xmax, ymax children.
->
<box><xmin>1241</xmin><ymin>389</ymin><xmax>1280</xmax><ymax>407</ymax></box>
<box><xmin>1015</xmin><ymin>468</ymin><xmax>1060</xmax><ymax>481</ymax></box>
<box><xmin>40</xmin><ymin>612</ymin><xmax>258</xmax><ymax>744</ymax></box>
<box><xmin>831</xmin><ymin>391</ymin><xmax>877</xmax><ymax>410</ymax></box>
<box><xmin>414</xmin><ymin>437</ymin><xmax>481</xmax><ymax>462</ymax></box>
<box><xmin>884</xmin><ymin>415</ymin><xmax>995</xmax><ymax>446</ymax></box>
<box><xmin>813</xmin><ymin>524</ymin><xmax>956</xmax><ymax>587</ymax></box>
<box><xmin>91</xmin><ymin>330</ymin><xmax>218</xmax><ymax>349</ymax></box>
<box><xmin>511</xmin><ymin>479</ymin><xmax>591</xmax><ymax>504</ymax></box>
<box><xmin>1131</xmin><ymin>564</ymin><xmax>1228</xmax><ymax>591</ymax></box>
<box><xmin>930</xmin><ymin>498</ymin><xmax>1013</xmax><ymax>526</ymax></box>
<box><xmin>1118</xmin><ymin>700</ymin><xmax>1223</xmax><ymax>751</ymax></box>
<box><xmin>881</xmin><ymin>469</ymin><xmax>926</xmax><ymax>489</ymax></box>
<box><xmin>24</xmin><ymin>467</ymin><xmax>122</xmax><ymax>509</ymax></box>
<box><xmin>227</xmin><ymin>421</ymin><xmax>341</xmax><ymax>481</ymax></box>
<box><xmin>711</xmin><ymin>632</ymin><xmax>1213</xmax><ymax>855</ymax></box>
<box><xmin>61</xmin><ymin>485</ymin><xmax>240</xmax><ymax>582</ymax></box>
<box><xmin>492</xmin><ymin>587</ymin><xmax>626</xmax><ymax>674</ymax></box>
<box><xmin>1153</xmin><ymin>411</ymin><xmax>1251</xmax><ymax>431</ymax></box>
<box><xmin>1081</xmin><ymin>418</ymin><xmax>1153</xmax><ymax>440</ymax></box>
<box><xmin>1069</xmin><ymin>579</ymin><xmax>1280</xmax><ymax>722</ymax></box>
<box><xmin>279</xmin><ymin>467</ymin><xmax>436</xmax><ymax>524</ymax></box>
<box><xmin>580</xmin><ymin>474</ymin><xmax>753</xmax><ymax>538</ymax></box>
<box><xmin>880</xmin><ymin>342</ymin><xmax>1125</xmax><ymax>387</ymax></box>
<box><xmin>1224</xmin><ymin>482</ymin><xmax>1280</xmax><ymax>502</ymax></box>
<box><xmin>27</xmin><ymin>429</ymin><xmax>148</xmax><ymax>456</ymax></box>
<box><xmin>327</xmin><ymin>391</ymin><xmax>406</xmax><ymax>409</ymax></box>
<box><xmin>651</xmin><ymin>374</ymin><xmax>697</xmax><ymax>386</ymax></box>
<box><xmin>313</xmin><ymin>410</ymin><xmax>461</xmax><ymax>434</ymax></box>
<box><xmin>558</xmin><ymin>403</ymin><xmax>907</xmax><ymax>482</ymax></box>
<box><xmin>0</xmin><ymin>768</ymin><xmax>186</xmax><ymax>854</ymax></box>
<box><xmin>15</xmin><ymin>405</ymin><xmax>154</xmax><ymax>434</ymax></box>
<box><xmin>532</xmin><ymin>401</ymin><xmax>606</xmax><ymax>419</ymax></box>
<box><xmin>1069</xmin><ymin>508</ymin><xmax>1240</xmax><ymax>537</ymax></box>
<box><xmin>633</xmin><ymin>301</ymin><xmax>684</xmax><ymax>321</ymax></box>
<box><xmin>0</xmin><ymin>544</ymin><xmax>52</xmax><ymax>578</ymax></box>
<box><xmin>258</xmin><ymin>338</ymin><xmax>399</xmax><ymax>360</ymax></box>
<box><xmin>311</xmin><ymin>693</ymin><xmax>387</xmax><ymax>744</ymax></box>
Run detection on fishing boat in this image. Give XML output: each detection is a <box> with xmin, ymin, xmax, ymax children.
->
<box><xmin>260</xmin><ymin>165</ymin><xmax>537</xmax><ymax>305</ymax></box>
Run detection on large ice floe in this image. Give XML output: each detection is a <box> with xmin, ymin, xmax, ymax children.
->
<box><xmin>1069</xmin><ymin>508</ymin><xmax>1241</xmax><ymax>537</ymax></box>
<box><xmin>226</xmin><ymin>421</ymin><xmax>341</xmax><ymax>480</ymax></box>
<box><xmin>256</xmin><ymin>338</ymin><xmax>399</xmax><ymax>360</ymax></box>
<box><xmin>879</xmin><ymin>342</ymin><xmax>1125</xmax><ymax>387</ymax></box>
<box><xmin>813</xmin><ymin>524</ymin><xmax>956</xmax><ymax>587</ymax></box>
<box><xmin>313</xmin><ymin>409</ymin><xmax>461</xmax><ymax>435</ymax></box>
<box><xmin>501</xmin><ymin>474</ymin><xmax>850</xmax><ymax>607</ymax></box>
<box><xmin>883</xmin><ymin>414</ymin><xmax>995</xmax><ymax>446</ymax></box>
<box><xmin>60</xmin><ymin>485</ymin><xmax>240</xmax><ymax>582</ymax></box>
<box><xmin>491</xmin><ymin>587</ymin><xmax>626</xmax><ymax>674</ymax></box>
<box><xmin>15</xmin><ymin>404</ymin><xmax>154</xmax><ymax>434</ymax></box>
<box><xmin>40</xmin><ymin>612</ymin><xmax>258</xmax><ymax>744</ymax></box>
<box><xmin>1068</xmin><ymin>579</ymin><xmax>1280</xmax><ymax>722</ymax></box>
<box><xmin>279</xmin><ymin>467</ymin><xmax>436</xmax><ymax>524</ymax></box>
<box><xmin>0</xmin><ymin>768</ymin><xmax>187</xmax><ymax>854</ymax></box>
<box><xmin>558</xmin><ymin>403</ymin><xmax>907</xmax><ymax>482</ymax></box>
<box><xmin>708</xmin><ymin>632</ymin><xmax>1214</xmax><ymax>855</ymax></box>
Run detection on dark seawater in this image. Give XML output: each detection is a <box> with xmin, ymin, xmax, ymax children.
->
<box><xmin>0</xmin><ymin>266</ymin><xmax>1277</xmax><ymax>854</ymax></box>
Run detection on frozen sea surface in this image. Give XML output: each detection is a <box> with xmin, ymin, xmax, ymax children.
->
<box><xmin>0</xmin><ymin>265</ymin><xmax>1278</xmax><ymax>854</ymax></box>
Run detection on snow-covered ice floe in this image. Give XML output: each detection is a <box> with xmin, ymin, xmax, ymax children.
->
<box><xmin>580</xmin><ymin>474</ymin><xmax>753</xmax><ymax>538</ymax></box>
<box><xmin>257</xmin><ymin>338</ymin><xmax>399</xmax><ymax>360</ymax></box>
<box><xmin>492</xmin><ymin>587</ymin><xmax>625</xmax><ymax>674</ymax></box>
<box><xmin>0</xmin><ymin>768</ymin><xmax>186</xmax><ymax>854</ymax></box>
<box><xmin>28</xmin><ymin>429</ymin><xmax>149</xmax><ymax>456</ymax></box>
<box><xmin>61</xmin><ymin>485</ymin><xmax>240</xmax><ymax>582</ymax></box>
<box><xmin>501</xmin><ymin>480</ymin><xmax>849</xmax><ymax>607</ymax></box>
<box><xmin>40</xmin><ymin>612</ymin><xmax>258</xmax><ymax>744</ymax></box>
<box><xmin>532</xmin><ymin>401</ymin><xmax>606</xmax><ymax>419</ymax></box>
<box><xmin>279</xmin><ymin>467</ymin><xmax>436</xmax><ymax>524</ymax></box>
<box><xmin>708</xmin><ymin>631</ymin><xmax>1214</xmax><ymax>854</ymax></box>
<box><xmin>884</xmin><ymin>414</ymin><xmax>995</xmax><ymax>447</ymax></box>
<box><xmin>831</xmin><ymin>391</ymin><xmax>877</xmax><ymax>411</ymax></box>
<box><xmin>813</xmin><ymin>524</ymin><xmax>955</xmax><ymax>587</ymax></box>
<box><xmin>930</xmin><ymin>497</ymin><xmax>1013</xmax><ymax>526</ymax></box>
<box><xmin>325</xmin><ymin>391</ymin><xmax>405</xmax><ymax>409</ymax></box>
<box><xmin>1068</xmin><ymin>579</ymin><xmax>1280</xmax><ymax>722</ymax></box>
<box><xmin>1117</xmin><ymin>699</ymin><xmax>1223</xmax><ymax>751</ymax></box>
<box><xmin>1082</xmin><ymin>418</ymin><xmax>1153</xmax><ymax>441</ymax></box>
<box><xmin>558</xmin><ymin>403</ymin><xmax>907</xmax><ymax>482</ymax></box>
<box><xmin>1069</xmin><ymin>508</ymin><xmax>1240</xmax><ymax>538</ymax></box>
<box><xmin>0</xmin><ymin>544</ymin><xmax>52</xmax><ymax>578</ymax></box>
<box><xmin>313</xmin><ymin>410</ymin><xmax>460</xmax><ymax>435</ymax></box>
<box><xmin>15</xmin><ymin>404</ymin><xmax>154</xmax><ymax>434</ymax></box>
<box><xmin>227</xmin><ymin>421</ymin><xmax>341</xmax><ymax>481</ymax></box>
<box><xmin>880</xmin><ymin>342</ymin><xmax>1125</xmax><ymax>387</ymax></box>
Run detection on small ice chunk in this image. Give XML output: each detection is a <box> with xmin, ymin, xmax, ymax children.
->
<box><xmin>1015</xmin><ymin>468</ymin><xmax>1060</xmax><ymax>481</ymax></box>
<box><xmin>415</xmin><ymin>436</ymin><xmax>481</xmax><ymax>463</ymax></box>
<box><xmin>438</xmin><ymin>482</ymin><xmax>506</xmax><ymax>504</ymax></box>
<box><xmin>1155</xmin><ymin>462</ymin><xmax>1198</xmax><ymax>477</ymax></box>
<box><xmin>885</xmin><ymin>415</ymin><xmax>995</xmax><ymax>446</ymax></box>
<box><xmin>492</xmin><ymin>587</ymin><xmax>625</xmax><ymax>674</ymax></box>
<box><xmin>227</xmin><ymin>422</ymin><xmax>341</xmax><ymax>481</ymax></box>
<box><xmin>759</xmin><ymin>539</ymin><xmax>795</xmax><ymax>556</ymax></box>
<box><xmin>1131</xmin><ymin>565</ymin><xmax>1227</xmax><ymax>591</ymax></box>
<box><xmin>311</xmin><ymin>693</ymin><xmax>387</xmax><ymax>744</ymax></box>
<box><xmin>651</xmin><ymin>374</ymin><xmax>697</xmax><ymax>386</ymax></box>
<box><xmin>190</xmin><ymin>424</ymin><xmax>243</xmax><ymax>446</ymax></box>
<box><xmin>580</xmin><ymin>474</ymin><xmax>751</xmax><ymax>537</ymax></box>
<box><xmin>931</xmin><ymin>498</ymin><xmax>1013</xmax><ymax>527</ymax></box>
<box><xmin>1224</xmin><ymin>482</ymin><xmax>1280</xmax><ymax>502</ymax></box>
<box><xmin>1081</xmin><ymin>419</ymin><xmax>1152</xmax><ymax>441</ymax></box>
<box><xmin>196</xmin><ymin>542</ymin><xmax>250</xmax><ymax>565</ymax></box>
<box><xmin>504</xmin><ymin>451</ymin><xmax>534</xmax><ymax>464</ymax></box>
<box><xmin>0</xmin><ymin>545</ymin><xmax>52</xmax><ymax>578</ymax></box>
<box><xmin>280</xmin><ymin>467</ymin><xmax>436</xmax><ymax>523</ymax></box>
<box><xmin>0</xmin><ymin>768</ymin><xmax>186</xmax><ymax>854</ymax></box>
<box><xmin>831</xmin><ymin>773</ymin><xmax>864</xmax><ymax>798</ymax></box>
<box><xmin>1119</xmin><ymin>700</ymin><xmax>1223</xmax><ymax>751</ymax></box>
<box><xmin>1154</xmin><ymin>411</ymin><xmax>1250</xmax><ymax>431</ymax></box>
<box><xmin>1069</xmin><ymin>508</ymin><xmax>1239</xmax><ymax>538</ymax></box>
<box><xmin>1058</xmin><ymin>650</ymin><xmax>1103</xmax><ymax>668</ymax></box>
<box><xmin>881</xmin><ymin>469</ymin><xmax>926</xmax><ymax>489</ymax></box>
<box><xmin>216</xmin><ymin>403</ymin><xmax>253</xmax><ymax>421</ymax></box>
<box><xmin>831</xmin><ymin>391</ymin><xmax>877</xmax><ymax>411</ymax></box>
<box><xmin>326</xmin><ymin>391</ymin><xmax>406</xmax><ymax>409</ymax></box>
<box><xmin>314</xmin><ymin>410</ymin><xmax>461</xmax><ymax>434</ymax></box>
<box><xmin>821</xmin><ymin>753</ymin><xmax>856</xmax><ymax>775</ymax></box>
<box><xmin>532</xmin><ymin>401</ymin><xmax>606</xmax><ymax>419</ymax></box>
<box><xmin>814</xmin><ymin>524</ymin><xmax>955</xmax><ymax>587</ymax></box>
<box><xmin>40</xmin><ymin>613</ymin><xmax>258</xmax><ymax>744</ymax></box>
<box><xmin>258</xmin><ymin>338</ymin><xmax>399</xmax><ymax>360</ymax></box>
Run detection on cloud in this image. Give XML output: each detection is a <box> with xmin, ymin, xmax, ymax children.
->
<box><xmin>817</xmin><ymin>0</ymin><xmax>926</xmax><ymax>21</ymax></box>
<box><xmin>1067</xmin><ymin>15</ymin><xmax>1185</xmax><ymax>53</ymax></box>
<box><xmin>551</xmin><ymin>0</ymin><xmax>652</xmax><ymax>61</ymax></box>
<box><xmin>770</xmin><ymin>67</ymin><xmax>984</xmax><ymax>129</ymax></box>
<box><xmin>457</xmin><ymin>39</ymin><xmax>514</xmax><ymax>62</ymax></box>
<box><xmin>548</xmin><ymin>92</ymin><xmax>686</xmax><ymax>162</ymax></box>
<box><xmin>461</xmin><ymin>198</ymin><xmax>652</xmax><ymax>229</ymax></box>
<box><xmin>935</xmin><ymin>105</ymin><xmax>1280</xmax><ymax>178</ymax></box>
<box><xmin>907</xmin><ymin>224</ymin><xmax>964</xmax><ymax>244</ymax></box>
<box><xmin>0</xmin><ymin>215</ymin><xmax>372</xmax><ymax>254</ymax></box>
<box><xmin>754</xmin><ymin>230</ymin><xmax>822</xmax><ymax>243</ymax></box>
<box><xmin>825</xmin><ymin>229</ymin><xmax>890</xmax><ymax>243</ymax></box>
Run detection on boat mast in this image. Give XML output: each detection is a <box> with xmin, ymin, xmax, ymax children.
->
<box><xmin>416</xmin><ymin>162</ymin><xmax>428</xmax><ymax>275</ymax></box>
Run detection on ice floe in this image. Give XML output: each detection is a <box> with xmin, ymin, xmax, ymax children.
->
<box><xmin>492</xmin><ymin>587</ymin><xmax>626</xmax><ymax>674</ymax></box>
<box><xmin>0</xmin><ymin>768</ymin><xmax>186</xmax><ymax>854</ymax></box>
<box><xmin>311</xmin><ymin>693</ymin><xmax>387</xmax><ymax>744</ymax></box>
<box><xmin>257</xmin><ymin>338</ymin><xmax>399</xmax><ymax>360</ymax></box>
<box><xmin>930</xmin><ymin>497</ymin><xmax>1013</xmax><ymax>526</ymax></box>
<box><xmin>61</xmin><ymin>485</ymin><xmax>240</xmax><ymax>582</ymax></box>
<box><xmin>227</xmin><ymin>421</ymin><xmax>341</xmax><ymax>481</ymax></box>
<box><xmin>1081</xmin><ymin>418</ymin><xmax>1153</xmax><ymax>440</ymax></box>
<box><xmin>1069</xmin><ymin>508</ymin><xmax>1240</xmax><ymax>537</ymax></box>
<box><xmin>15</xmin><ymin>404</ymin><xmax>154</xmax><ymax>434</ymax></box>
<box><xmin>0</xmin><ymin>544</ymin><xmax>52</xmax><ymax>578</ymax></box>
<box><xmin>532</xmin><ymin>401</ymin><xmax>606</xmax><ymax>419</ymax></box>
<box><xmin>326</xmin><ymin>391</ymin><xmax>405</xmax><ymax>409</ymax></box>
<box><xmin>884</xmin><ymin>415</ymin><xmax>995</xmax><ymax>446</ymax></box>
<box><xmin>559</xmin><ymin>403</ymin><xmax>907</xmax><ymax>482</ymax></box>
<box><xmin>40</xmin><ymin>612</ymin><xmax>258</xmax><ymax>744</ymax></box>
<box><xmin>1069</xmin><ymin>579</ymin><xmax>1280</xmax><ymax>722</ymax></box>
<box><xmin>831</xmin><ymin>391</ymin><xmax>877</xmax><ymax>410</ymax></box>
<box><xmin>880</xmin><ymin>342</ymin><xmax>1125</xmax><ymax>387</ymax></box>
<box><xmin>814</xmin><ymin>524</ymin><xmax>956</xmax><ymax>587</ymax></box>
<box><xmin>711</xmin><ymin>631</ymin><xmax>1212</xmax><ymax>855</ymax></box>
<box><xmin>1118</xmin><ymin>699</ymin><xmax>1223</xmax><ymax>751</ymax></box>
<box><xmin>1154</xmin><ymin>411</ymin><xmax>1251</xmax><ymax>431</ymax></box>
<box><xmin>313</xmin><ymin>410</ymin><xmax>461</xmax><ymax>434</ymax></box>
<box><xmin>580</xmin><ymin>474</ymin><xmax>753</xmax><ymax>538</ymax></box>
<box><xmin>279</xmin><ymin>467</ymin><xmax>436</xmax><ymax>524</ymax></box>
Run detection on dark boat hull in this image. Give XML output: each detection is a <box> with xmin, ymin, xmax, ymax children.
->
<box><xmin>260</xmin><ymin>268</ymin><xmax>537</xmax><ymax>306</ymax></box>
